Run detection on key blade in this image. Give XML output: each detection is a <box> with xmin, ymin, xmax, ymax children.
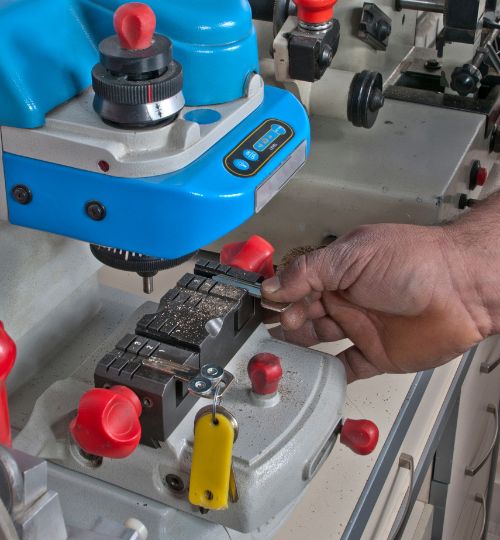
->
<box><xmin>261</xmin><ymin>298</ymin><xmax>291</xmax><ymax>313</ymax></box>
<box><xmin>142</xmin><ymin>356</ymin><xmax>198</xmax><ymax>382</ymax></box>
<box><xmin>212</xmin><ymin>274</ymin><xmax>290</xmax><ymax>313</ymax></box>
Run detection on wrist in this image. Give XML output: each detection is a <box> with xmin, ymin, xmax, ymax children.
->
<box><xmin>440</xmin><ymin>217</ymin><xmax>500</xmax><ymax>337</ymax></box>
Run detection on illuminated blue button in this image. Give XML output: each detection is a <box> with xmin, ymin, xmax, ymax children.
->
<box><xmin>271</xmin><ymin>123</ymin><xmax>287</xmax><ymax>135</ymax></box>
<box><xmin>243</xmin><ymin>149</ymin><xmax>259</xmax><ymax>161</ymax></box>
<box><xmin>254</xmin><ymin>141</ymin><xmax>266</xmax><ymax>152</ymax></box>
<box><xmin>233</xmin><ymin>159</ymin><xmax>250</xmax><ymax>171</ymax></box>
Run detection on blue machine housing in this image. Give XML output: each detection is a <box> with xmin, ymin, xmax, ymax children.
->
<box><xmin>4</xmin><ymin>87</ymin><xmax>310</xmax><ymax>259</ymax></box>
<box><xmin>0</xmin><ymin>0</ymin><xmax>258</xmax><ymax>128</ymax></box>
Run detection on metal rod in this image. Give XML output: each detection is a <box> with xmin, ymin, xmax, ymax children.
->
<box><xmin>142</xmin><ymin>275</ymin><xmax>154</xmax><ymax>294</ymax></box>
<box><xmin>397</xmin><ymin>0</ymin><xmax>444</xmax><ymax>13</ymax></box>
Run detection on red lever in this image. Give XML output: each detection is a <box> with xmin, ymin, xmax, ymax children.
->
<box><xmin>70</xmin><ymin>386</ymin><xmax>142</xmax><ymax>459</ymax></box>
<box><xmin>0</xmin><ymin>323</ymin><xmax>15</xmax><ymax>447</ymax></box>
<box><xmin>114</xmin><ymin>2</ymin><xmax>156</xmax><ymax>50</ymax></box>
<box><xmin>294</xmin><ymin>0</ymin><xmax>337</xmax><ymax>24</ymax></box>
<box><xmin>248</xmin><ymin>353</ymin><xmax>283</xmax><ymax>395</ymax></box>
<box><xmin>340</xmin><ymin>419</ymin><xmax>379</xmax><ymax>455</ymax></box>
<box><xmin>220</xmin><ymin>235</ymin><xmax>275</xmax><ymax>279</ymax></box>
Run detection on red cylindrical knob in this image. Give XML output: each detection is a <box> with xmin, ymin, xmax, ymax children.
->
<box><xmin>0</xmin><ymin>322</ymin><xmax>16</xmax><ymax>447</ymax></box>
<box><xmin>294</xmin><ymin>0</ymin><xmax>337</xmax><ymax>24</ymax></box>
<box><xmin>220</xmin><ymin>235</ymin><xmax>275</xmax><ymax>278</ymax></box>
<box><xmin>248</xmin><ymin>353</ymin><xmax>283</xmax><ymax>395</ymax></box>
<box><xmin>70</xmin><ymin>386</ymin><xmax>142</xmax><ymax>459</ymax></box>
<box><xmin>340</xmin><ymin>419</ymin><xmax>379</xmax><ymax>455</ymax></box>
<box><xmin>476</xmin><ymin>166</ymin><xmax>488</xmax><ymax>187</ymax></box>
<box><xmin>114</xmin><ymin>3</ymin><xmax>156</xmax><ymax>50</ymax></box>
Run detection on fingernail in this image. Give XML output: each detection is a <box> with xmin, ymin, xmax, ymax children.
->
<box><xmin>262</xmin><ymin>275</ymin><xmax>281</xmax><ymax>294</ymax></box>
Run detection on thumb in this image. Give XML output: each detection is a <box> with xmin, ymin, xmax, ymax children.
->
<box><xmin>337</xmin><ymin>346</ymin><xmax>382</xmax><ymax>383</ymax></box>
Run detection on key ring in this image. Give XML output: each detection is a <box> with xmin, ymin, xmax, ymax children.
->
<box><xmin>212</xmin><ymin>382</ymin><xmax>225</xmax><ymax>424</ymax></box>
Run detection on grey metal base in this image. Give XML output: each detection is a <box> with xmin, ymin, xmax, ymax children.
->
<box><xmin>11</xmin><ymin>283</ymin><xmax>346</xmax><ymax>537</ymax></box>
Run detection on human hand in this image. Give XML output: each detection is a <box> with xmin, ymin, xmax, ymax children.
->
<box><xmin>262</xmin><ymin>223</ymin><xmax>495</xmax><ymax>382</ymax></box>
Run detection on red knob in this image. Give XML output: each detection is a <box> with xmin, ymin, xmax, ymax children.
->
<box><xmin>340</xmin><ymin>419</ymin><xmax>379</xmax><ymax>455</ymax></box>
<box><xmin>294</xmin><ymin>0</ymin><xmax>337</xmax><ymax>24</ymax></box>
<box><xmin>0</xmin><ymin>322</ymin><xmax>16</xmax><ymax>447</ymax></box>
<box><xmin>248</xmin><ymin>353</ymin><xmax>283</xmax><ymax>395</ymax></box>
<box><xmin>114</xmin><ymin>3</ymin><xmax>156</xmax><ymax>50</ymax></box>
<box><xmin>220</xmin><ymin>235</ymin><xmax>275</xmax><ymax>279</ymax></box>
<box><xmin>476</xmin><ymin>166</ymin><xmax>488</xmax><ymax>187</ymax></box>
<box><xmin>70</xmin><ymin>386</ymin><xmax>142</xmax><ymax>459</ymax></box>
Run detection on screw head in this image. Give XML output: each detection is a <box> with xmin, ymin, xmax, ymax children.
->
<box><xmin>188</xmin><ymin>376</ymin><xmax>212</xmax><ymax>396</ymax></box>
<box><xmin>142</xmin><ymin>397</ymin><xmax>153</xmax><ymax>408</ymax></box>
<box><xmin>12</xmin><ymin>185</ymin><xmax>32</xmax><ymax>205</ymax></box>
<box><xmin>200</xmin><ymin>364</ymin><xmax>224</xmax><ymax>381</ymax></box>
<box><xmin>85</xmin><ymin>201</ymin><xmax>106</xmax><ymax>221</ymax></box>
<box><xmin>319</xmin><ymin>44</ymin><xmax>333</xmax><ymax>68</ymax></box>
<box><xmin>165</xmin><ymin>474</ymin><xmax>184</xmax><ymax>492</ymax></box>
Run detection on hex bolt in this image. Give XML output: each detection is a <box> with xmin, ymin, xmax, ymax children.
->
<box><xmin>85</xmin><ymin>201</ymin><xmax>106</xmax><ymax>221</ymax></box>
<box><xmin>12</xmin><ymin>185</ymin><xmax>32</xmax><ymax>205</ymax></box>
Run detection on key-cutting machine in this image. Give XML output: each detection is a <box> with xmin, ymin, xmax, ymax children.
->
<box><xmin>1</xmin><ymin>0</ymin><xmax>500</xmax><ymax>538</ymax></box>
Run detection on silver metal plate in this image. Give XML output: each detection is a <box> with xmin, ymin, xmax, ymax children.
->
<box><xmin>255</xmin><ymin>140</ymin><xmax>307</xmax><ymax>213</ymax></box>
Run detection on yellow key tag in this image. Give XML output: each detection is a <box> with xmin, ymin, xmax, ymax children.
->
<box><xmin>189</xmin><ymin>409</ymin><xmax>235</xmax><ymax>510</ymax></box>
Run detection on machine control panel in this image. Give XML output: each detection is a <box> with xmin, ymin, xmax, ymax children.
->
<box><xmin>224</xmin><ymin>119</ymin><xmax>294</xmax><ymax>177</ymax></box>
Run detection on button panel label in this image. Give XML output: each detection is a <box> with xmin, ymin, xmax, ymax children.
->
<box><xmin>224</xmin><ymin>119</ymin><xmax>294</xmax><ymax>177</ymax></box>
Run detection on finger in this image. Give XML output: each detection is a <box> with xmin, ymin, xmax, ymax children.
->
<box><xmin>312</xmin><ymin>317</ymin><xmax>346</xmax><ymax>342</ymax></box>
<box><xmin>337</xmin><ymin>346</ymin><xmax>382</xmax><ymax>383</ymax></box>
<box><xmin>262</xmin><ymin>310</ymin><xmax>281</xmax><ymax>324</ymax></box>
<box><xmin>281</xmin><ymin>299</ymin><xmax>326</xmax><ymax>331</ymax></box>
<box><xmin>262</xmin><ymin>241</ymin><xmax>359</xmax><ymax>304</ymax></box>
<box><xmin>263</xmin><ymin>292</ymin><xmax>321</xmax><ymax>324</ymax></box>
<box><xmin>271</xmin><ymin>317</ymin><xmax>346</xmax><ymax>347</ymax></box>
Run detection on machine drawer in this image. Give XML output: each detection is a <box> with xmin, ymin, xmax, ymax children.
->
<box><xmin>442</xmin><ymin>336</ymin><xmax>500</xmax><ymax>539</ymax></box>
<box><xmin>400</xmin><ymin>501</ymin><xmax>434</xmax><ymax>540</ymax></box>
<box><xmin>361</xmin><ymin>360</ymin><xmax>460</xmax><ymax>539</ymax></box>
<box><xmin>452</xmin><ymin>450</ymin><xmax>492</xmax><ymax>540</ymax></box>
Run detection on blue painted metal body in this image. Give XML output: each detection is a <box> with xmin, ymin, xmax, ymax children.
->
<box><xmin>4</xmin><ymin>87</ymin><xmax>310</xmax><ymax>259</ymax></box>
<box><xmin>0</xmin><ymin>0</ymin><xmax>258</xmax><ymax>128</ymax></box>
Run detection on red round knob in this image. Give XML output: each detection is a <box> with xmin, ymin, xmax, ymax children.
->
<box><xmin>340</xmin><ymin>419</ymin><xmax>379</xmax><ymax>455</ymax></box>
<box><xmin>248</xmin><ymin>353</ymin><xmax>283</xmax><ymax>395</ymax></box>
<box><xmin>70</xmin><ymin>386</ymin><xmax>142</xmax><ymax>459</ymax></box>
<box><xmin>0</xmin><ymin>323</ymin><xmax>16</xmax><ymax>383</ymax></box>
<box><xmin>220</xmin><ymin>235</ymin><xmax>275</xmax><ymax>278</ymax></box>
<box><xmin>294</xmin><ymin>0</ymin><xmax>337</xmax><ymax>24</ymax></box>
<box><xmin>476</xmin><ymin>166</ymin><xmax>488</xmax><ymax>187</ymax></box>
<box><xmin>0</xmin><ymin>322</ymin><xmax>16</xmax><ymax>447</ymax></box>
<box><xmin>114</xmin><ymin>3</ymin><xmax>156</xmax><ymax>50</ymax></box>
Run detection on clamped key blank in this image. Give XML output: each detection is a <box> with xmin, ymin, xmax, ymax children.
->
<box><xmin>189</xmin><ymin>404</ymin><xmax>239</xmax><ymax>511</ymax></box>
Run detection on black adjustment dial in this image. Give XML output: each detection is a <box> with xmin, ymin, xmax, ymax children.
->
<box><xmin>92</xmin><ymin>3</ymin><xmax>184</xmax><ymax>129</ymax></box>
